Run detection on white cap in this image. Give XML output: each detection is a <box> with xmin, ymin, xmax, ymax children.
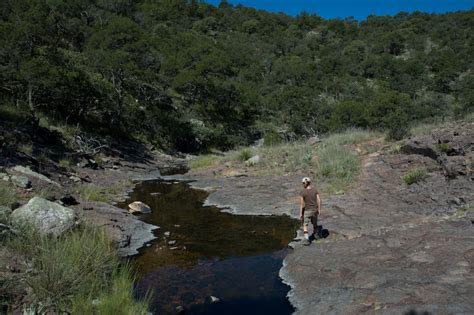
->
<box><xmin>302</xmin><ymin>177</ymin><xmax>311</xmax><ymax>183</ymax></box>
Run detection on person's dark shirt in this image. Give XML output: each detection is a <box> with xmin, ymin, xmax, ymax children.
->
<box><xmin>300</xmin><ymin>186</ymin><xmax>319</xmax><ymax>211</ymax></box>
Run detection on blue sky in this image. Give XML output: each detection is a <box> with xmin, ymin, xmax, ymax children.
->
<box><xmin>206</xmin><ymin>0</ymin><xmax>474</xmax><ymax>20</ymax></box>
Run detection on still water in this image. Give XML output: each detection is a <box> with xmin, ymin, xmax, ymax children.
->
<box><xmin>121</xmin><ymin>181</ymin><xmax>299</xmax><ymax>315</ymax></box>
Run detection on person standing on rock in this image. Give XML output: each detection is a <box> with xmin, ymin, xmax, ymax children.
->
<box><xmin>299</xmin><ymin>177</ymin><xmax>321</xmax><ymax>245</ymax></box>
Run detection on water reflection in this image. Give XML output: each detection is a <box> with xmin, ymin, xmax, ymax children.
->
<box><xmin>120</xmin><ymin>181</ymin><xmax>298</xmax><ymax>315</ymax></box>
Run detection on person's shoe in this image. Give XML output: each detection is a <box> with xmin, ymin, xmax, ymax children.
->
<box><xmin>302</xmin><ymin>239</ymin><xmax>311</xmax><ymax>246</ymax></box>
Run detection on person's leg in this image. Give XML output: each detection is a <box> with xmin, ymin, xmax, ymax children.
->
<box><xmin>302</xmin><ymin>213</ymin><xmax>311</xmax><ymax>245</ymax></box>
<box><xmin>311</xmin><ymin>214</ymin><xmax>319</xmax><ymax>239</ymax></box>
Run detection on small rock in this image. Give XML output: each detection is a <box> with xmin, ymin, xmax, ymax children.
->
<box><xmin>164</xmin><ymin>231</ymin><xmax>171</xmax><ymax>237</ymax></box>
<box><xmin>128</xmin><ymin>201</ymin><xmax>151</xmax><ymax>214</ymax></box>
<box><xmin>170</xmin><ymin>246</ymin><xmax>179</xmax><ymax>250</ymax></box>
<box><xmin>69</xmin><ymin>175</ymin><xmax>81</xmax><ymax>183</ymax></box>
<box><xmin>451</xmin><ymin>198</ymin><xmax>462</xmax><ymax>206</ymax></box>
<box><xmin>150</xmin><ymin>192</ymin><xmax>161</xmax><ymax>196</ymax></box>
<box><xmin>176</xmin><ymin>305</ymin><xmax>185</xmax><ymax>314</ymax></box>
<box><xmin>209</xmin><ymin>296</ymin><xmax>220</xmax><ymax>304</ymax></box>
<box><xmin>174</xmin><ymin>224</ymin><xmax>181</xmax><ymax>228</ymax></box>
<box><xmin>168</xmin><ymin>240</ymin><xmax>177</xmax><ymax>245</ymax></box>
<box><xmin>11</xmin><ymin>175</ymin><xmax>31</xmax><ymax>188</ymax></box>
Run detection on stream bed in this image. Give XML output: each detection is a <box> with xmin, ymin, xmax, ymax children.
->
<box><xmin>120</xmin><ymin>180</ymin><xmax>299</xmax><ymax>315</ymax></box>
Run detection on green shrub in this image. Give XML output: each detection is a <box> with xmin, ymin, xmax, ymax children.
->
<box><xmin>58</xmin><ymin>158</ymin><xmax>73</xmax><ymax>169</ymax></box>
<box><xmin>263</xmin><ymin>130</ymin><xmax>282</xmax><ymax>146</ymax></box>
<box><xmin>402</xmin><ymin>169</ymin><xmax>427</xmax><ymax>185</ymax></box>
<box><xmin>90</xmin><ymin>265</ymin><xmax>149</xmax><ymax>315</ymax></box>
<box><xmin>387</xmin><ymin>122</ymin><xmax>409</xmax><ymax>141</ymax></box>
<box><xmin>435</xmin><ymin>143</ymin><xmax>452</xmax><ymax>154</ymax></box>
<box><xmin>390</xmin><ymin>144</ymin><xmax>402</xmax><ymax>154</ymax></box>
<box><xmin>237</xmin><ymin>148</ymin><xmax>253</xmax><ymax>162</ymax></box>
<box><xmin>17</xmin><ymin>144</ymin><xmax>33</xmax><ymax>155</ymax></box>
<box><xmin>316</xmin><ymin>144</ymin><xmax>360</xmax><ymax>181</ymax></box>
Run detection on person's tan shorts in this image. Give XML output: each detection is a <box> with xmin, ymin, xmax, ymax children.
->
<box><xmin>302</xmin><ymin>210</ymin><xmax>318</xmax><ymax>228</ymax></box>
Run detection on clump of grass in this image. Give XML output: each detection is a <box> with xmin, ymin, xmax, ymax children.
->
<box><xmin>6</xmin><ymin>224</ymin><xmax>148</xmax><ymax>313</ymax></box>
<box><xmin>323</xmin><ymin>129</ymin><xmax>382</xmax><ymax>146</ymax></box>
<box><xmin>77</xmin><ymin>184</ymin><xmax>110</xmax><ymax>202</ymax></box>
<box><xmin>35</xmin><ymin>186</ymin><xmax>56</xmax><ymax>200</ymax></box>
<box><xmin>390</xmin><ymin>144</ymin><xmax>402</xmax><ymax>154</ymax></box>
<box><xmin>402</xmin><ymin>169</ymin><xmax>427</xmax><ymax>185</ymax></box>
<box><xmin>435</xmin><ymin>143</ymin><xmax>452</xmax><ymax>154</ymax></box>
<box><xmin>58</xmin><ymin>157</ymin><xmax>74</xmax><ymax>169</ymax></box>
<box><xmin>237</xmin><ymin>148</ymin><xmax>253</xmax><ymax>162</ymax></box>
<box><xmin>316</xmin><ymin>143</ymin><xmax>360</xmax><ymax>181</ymax></box>
<box><xmin>73</xmin><ymin>265</ymin><xmax>150</xmax><ymax>315</ymax></box>
<box><xmin>189</xmin><ymin>155</ymin><xmax>220</xmax><ymax>170</ymax></box>
<box><xmin>409</xmin><ymin>120</ymin><xmax>453</xmax><ymax>137</ymax></box>
<box><xmin>76</xmin><ymin>179</ymin><xmax>132</xmax><ymax>203</ymax></box>
<box><xmin>37</xmin><ymin>153</ymin><xmax>49</xmax><ymax>165</ymax></box>
<box><xmin>17</xmin><ymin>143</ymin><xmax>33</xmax><ymax>155</ymax></box>
<box><xmin>0</xmin><ymin>182</ymin><xmax>17</xmax><ymax>207</ymax></box>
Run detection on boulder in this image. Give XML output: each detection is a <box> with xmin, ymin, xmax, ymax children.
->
<box><xmin>11</xmin><ymin>175</ymin><xmax>31</xmax><ymax>189</ymax></box>
<box><xmin>128</xmin><ymin>201</ymin><xmax>152</xmax><ymax>214</ymax></box>
<box><xmin>245</xmin><ymin>155</ymin><xmax>260</xmax><ymax>167</ymax></box>
<box><xmin>11</xmin><ymin>197</ymin><xmax>76</xmax><ymax>236</ymax></box>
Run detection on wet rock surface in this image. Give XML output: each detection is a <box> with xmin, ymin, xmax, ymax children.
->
<box><xmin>75</xmin><ymin>201</ymin><xmax>158</xmax><ymax>256</ymax></box>
<box><xmin>172</xmin><ymin>123</ymin><xmax>474</xmax><ymax>313</ymax></box>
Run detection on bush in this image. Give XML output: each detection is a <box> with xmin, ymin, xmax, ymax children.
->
<box><xmin>237</xmin><ymin>148</ymin><xmax>253</xmax><ymax>162</ymax></box>
<box><xmin>263</xmin><ymin>130</ymin><xmax>282</xmax><ymax>146</ymax></box>
<box><xmin>6</xmin><ymin>224</ymin><xmax>148</xmax><ymax>313</ymax></box>
<box><xmin>387</xmin><ymin>123</ymin><xmax>409</xmax><ymax>141</ymax></box>
<box><xmin>58</xmin><ymin>157</ymin><xmax>74</xmax><ymax>169</ymax></box>
<box><xmin>390</xmin><ymin>144</ymin><xmax>402</xmax><ymax>154</ymax></box>
<box><xmin>402</xmin><ymin>169</ymin><xmax>427</xmax><ymax>185</ymax></box>
<box><xmin>435</xmin><ymin>143</ymin><xmax>452</xmax><ymax>154</ymax></box>
<box><xmin>316</xmin><ymin>143</ymin><xmax>360</xmax><ymax>181</ymax></box>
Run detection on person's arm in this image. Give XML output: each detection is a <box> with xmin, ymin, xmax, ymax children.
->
<box><xmin>299</xmin><ymin>196</ymin><xmax>305</xmax><ymax>219</ymax></box>
<box><xmin>316</xmin><ymin>193</ymin><xmax>321</xmax><ymax>215</ymax></box>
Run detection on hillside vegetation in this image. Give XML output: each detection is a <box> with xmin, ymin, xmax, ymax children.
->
<box><xmin>1</xmin><ymin>1</ymin><xmax>473</xmax><ymax>152</ymax></box>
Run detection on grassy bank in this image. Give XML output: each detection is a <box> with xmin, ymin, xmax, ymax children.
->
<box><xmin>191</xmin><ymin>129</ymin><xmax>383</xmax><ymax>193</ymax></box>
<box><xmin>1</xmin><ymin>223</ymin><xmax>149</xmax><ymax>314</ymax></box>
